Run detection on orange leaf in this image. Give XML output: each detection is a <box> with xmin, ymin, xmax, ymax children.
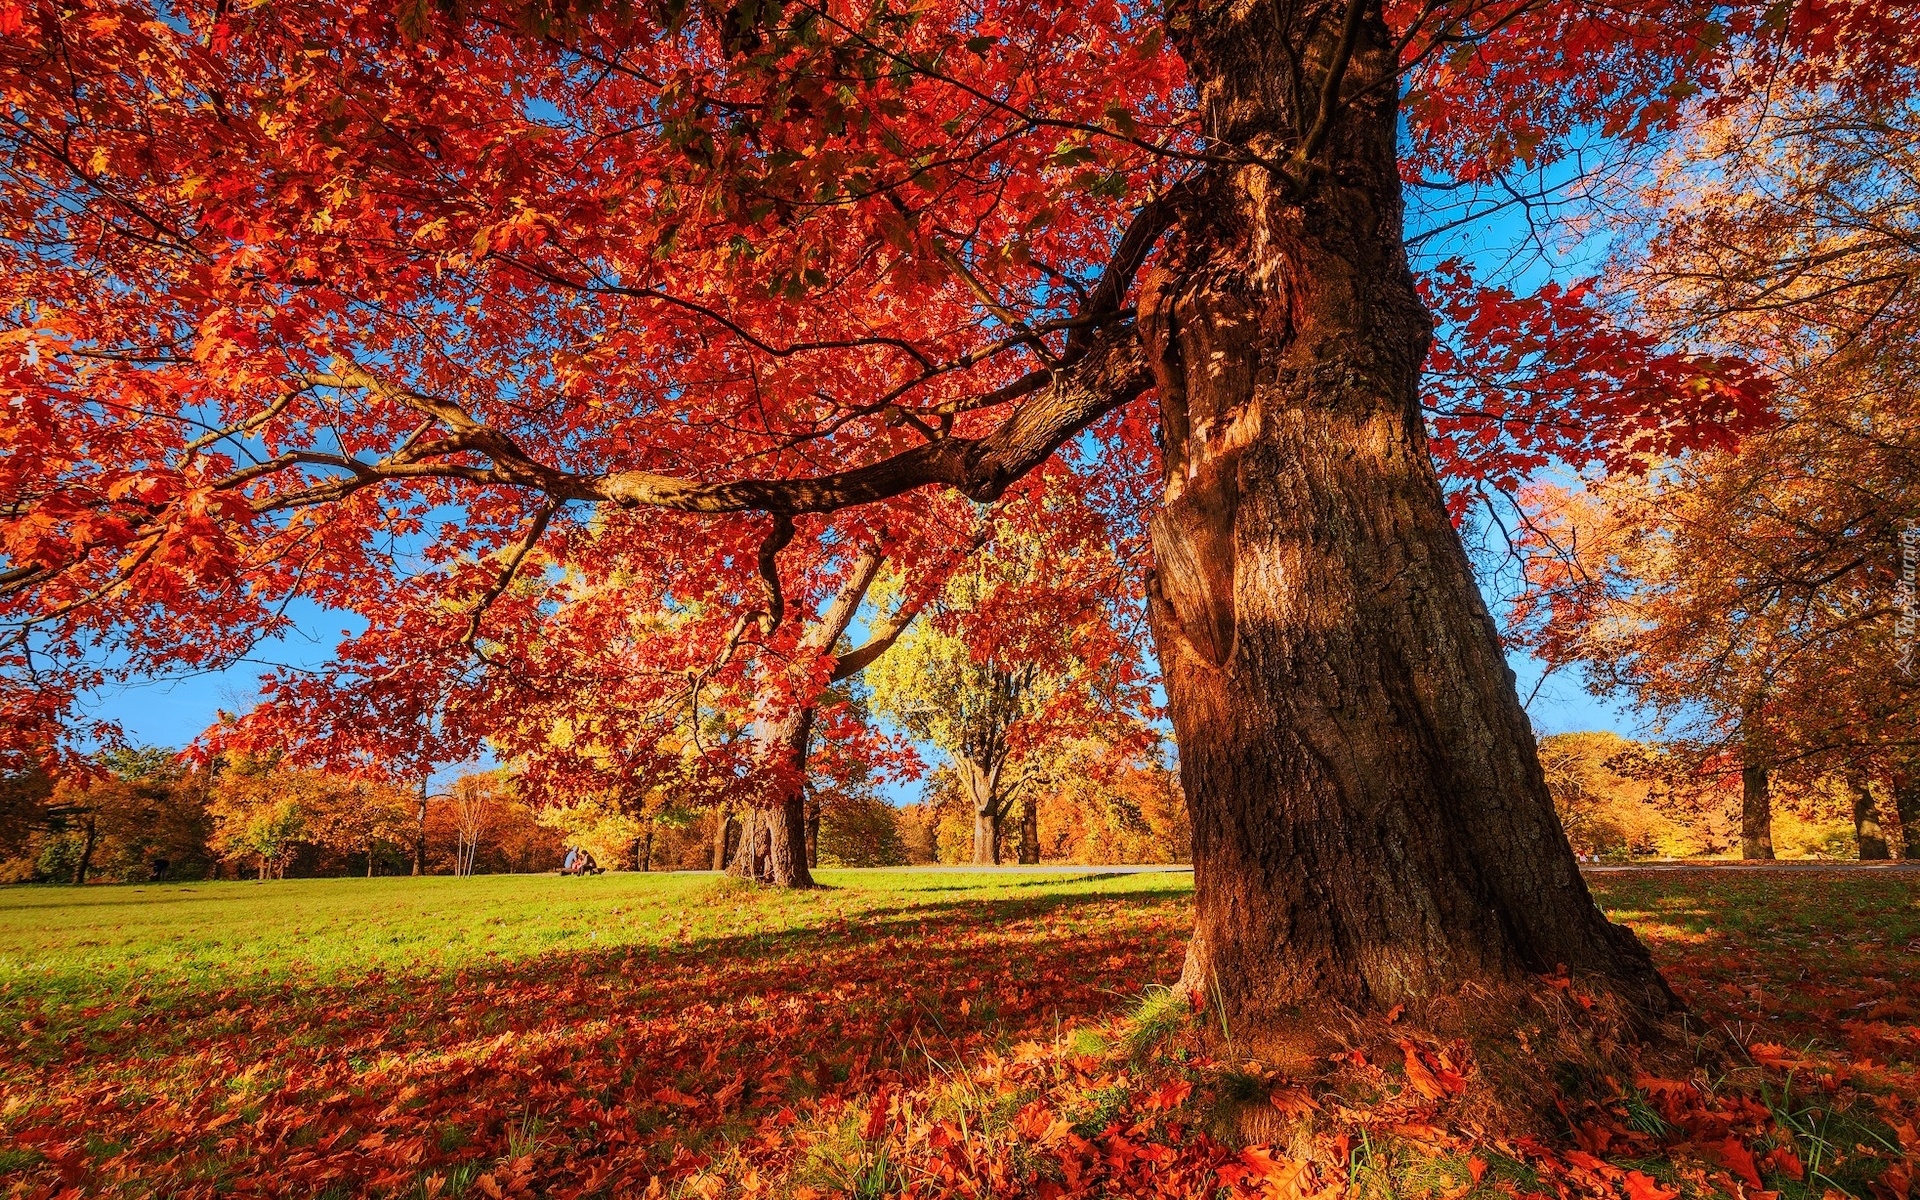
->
<box><xmin>1148</xmin><ymin>1078</ymin><xmax>1194</xmax><ymax>1111</ymax></box>
<box><xmin>1625</xmin><ymin>1170</ymin><xmax>1681</xmax><ymax>1200</ymax></box>
<box><xmin>1241</xmin><ymin>1145</ymin><xmax>1314</xmax><ymax>1200</ymax></box>
<box><xmin>1749</xmin><ymin>1043</ymin><xmax>1801</xmax><ymax>1068</ymax></box>
<box><xmin>651</xmin><ymin>1086</ymin><xmax>703</xmax><ymax>1109</ymax></box>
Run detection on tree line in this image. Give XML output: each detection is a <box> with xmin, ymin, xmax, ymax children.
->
<box><xmin>0</xmin><ymin>740</ymin><xmax>1189</xmax><ymax>883</ymax></box>
<box><xmin>20</xmin><ymin>721</ymin><xmax>1917</xmax><ymax>885</ymax></box>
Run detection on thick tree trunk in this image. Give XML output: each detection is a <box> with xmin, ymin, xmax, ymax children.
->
<box><xmin>805</xmin><ymin>793</ymin><xmax>820</xmax><ymax>870</ymax></box>
<box><xmin>1146</xmin><ymin>0</ymin><xmax>1673</xmax><ymax>1031</ymax></box>
<box><xmin>1018</xmin><ymin>792</ymin><xmax>1039</xmax><ymax>864</ymax></box>
<box><xmin>1849</xmin><ymin>767</ymin><xmax>1891</xmax><ymax>860</ymax></box>
<box><xmin>971</xmin><ymin>808</ymin><xmax>997</xmax><ymax>865</ymax></box>
<box><xmin>729</xmin><ymin>707</ymin><xmax>815</xmax><ymax>887</ymax></box>
<box><xmin>1741</xmin><ymin>766</ymin><xmax>1774</xmax><ymax>860</ymax></box>
<box><xmin>712</xmin><ymin>808</ymin><xmax>735</xmax><ymax>871</ymax></box>
<box><xmin>960</xmin><ymin>757</ymin><xmax>1002</xmax><ymax>865</ymax></box>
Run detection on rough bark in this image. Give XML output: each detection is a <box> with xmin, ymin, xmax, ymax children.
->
<box><xmin>972</xmin><ymin>809</ymin><xmax>997</xmax><ymax>865</ymax></box>
<box><xmin>1145</xmin><ymin>0</ymin><xmax>1674</xmax><ymax>1029</ymax></box>
<box><xmin>1850</xmin><ymin>767</ymin><xmax>1891</xmax><ymax>860</ymax></box>
<box><xmin>1741</xmin><ymin>765</ymin><xmax>1774</xmax><ymax>860</ymax></box>
<box><xmin>1018</xmin><ymin>792</ymin><xmax>1040</xmax><ymax>864</ymax></box>
<box><xmin>960</xmin><ymin>756</ymin><xmax>1004</xmax><ymax>865</ymax></box>
<box><xmin>729</xmin><ymin>707</ymin><xmax>816</xmax><ymax>887</ymax></box>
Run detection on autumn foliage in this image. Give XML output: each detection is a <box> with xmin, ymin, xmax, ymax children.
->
<box><xmin>2</xmin><ymin>0</ymin><xmax>1862</xmax><ymax>777</ymax></box>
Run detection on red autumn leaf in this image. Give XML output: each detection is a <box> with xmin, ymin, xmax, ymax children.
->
<box><xmin>1564</xmin><ymin>1150</ymin><xmax>1613</xmax><ymax>1175</ymax></box>
<box><xmin>1626</xmin><ymin>1170</ymin><xmax>1681</xmax><ymax>1200</ymax></box>
<box><xmin>860</xmin><ymin>1088</ymin><xmax>894</xmax><ymax>1141</ymax></box>
<box><xmin>1761</xmin><ymin>1148</ymin><xmax>1806</xmax><ymax>1182</ymax></box>
<box><xmin>1714</xmin><ymin>1138</ymin><xmax>1764</xmax><ymax>1189</ymax></box>
<box><xmin>650</xmin><ymin>1086</ymin><xmax>703</xmax><ymax>1109</ymax></box>
<box><xmin>1270</xmin><ymin>1087</ymin><xmax>1322</xmax><ymax>1116</ymax></box>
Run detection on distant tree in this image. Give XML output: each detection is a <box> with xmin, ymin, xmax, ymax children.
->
<box><xmin>426</xmin><ymin>789</ymin><xmax>561</xmax><ymax>875</ymax></box>
<box><xmin>208</xmin><ymin>765</ymin><xmax>308</xmax><ymax>881</ymax></box>
<box><xmin>447</xmin><ymin>772</ymin><xmax>508</xmax><ymax>877</ymax></box>
<box><xmin>1032</xmin><ymin>740</ymin><xmax>1189</xmax><ymax>865</ymax></box>
<box><xmin>0</xmin><ymin>767</ymin><xmax>53</xmax><ymax>880</ymax></box>
<box><xmin>814</xmin><ymin>790</ymin><xmax>908</xmax><ymax>868</ymax></box>
<box><xmin>868</xmin><ymin>529</ymin><xmax>1149</xmax><ymax>865</ymax></box>
<box><xmin>206</xmin><ymin>755</ymin><xmax>399</xmax><ymax>879</ymax></box>
<box><xmin>302</xmin><ymin>777</ymin><xmax>416</xmax><ymax>877</ymax></box>
<box><xmin>1535</xmin><ymin>733</ymin><xmax>1708</xmax><ymax>860</ymax></box>
<box><xmin>890</xmin><ymin>803</ymin><xmax>941</xmax><ymax>867</ymax></box>
<box><xmin>12</xmin><ymin>747</ymin><xmax>212</xmax><ymax>884</ymax></box>
<box><xmin>536</xmin><ymin>796</ymin><xmax>640</xmax><ymax>873</ymax></box>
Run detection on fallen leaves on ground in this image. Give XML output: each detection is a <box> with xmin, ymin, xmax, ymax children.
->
<box><xmin>0</xmin><ymin>869</ymin><xmax>1914</xmax><ymax>1200</ymax></box>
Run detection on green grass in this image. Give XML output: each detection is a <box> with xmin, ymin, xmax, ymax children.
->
<box><xmin>0</xmin><ymin>867</ymin><xmax>1191</xmax><ymax>1009</ymax></box>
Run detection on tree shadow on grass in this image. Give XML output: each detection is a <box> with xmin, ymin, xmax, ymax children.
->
<box><xmin>896</xmin><ymin>872</ymin><xmax>1182</xmax><ymax>892</ymax></box>
<box><xmin>0</xmin><ymin>882</ymin><xmax>1194</xmax><ymax>1197</ymax></box>
<box><xmin>1587</xmin><ymin>868</ymin><xmax>1920</xmax><ymax>1051</ymax></box>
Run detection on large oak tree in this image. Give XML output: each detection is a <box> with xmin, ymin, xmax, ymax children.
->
<box><xmin>3</xmin><ymin>0</ymin><xmax>1892</xmax><ymax>1034</ymax></box>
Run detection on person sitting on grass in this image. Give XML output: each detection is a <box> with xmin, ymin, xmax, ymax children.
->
<box><xmin>561</xmin><ymin>846</ymin><xmax>580</xmax><ymax>876</ymax></box>
<box><xmin>577</xmin><ymin>849</ymin><xmax>603</xmax><ymax>876</ymax></box>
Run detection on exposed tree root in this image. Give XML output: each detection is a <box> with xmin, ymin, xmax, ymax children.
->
<box><xmin>1181</xmin><ymin>973</ymin><xmax>1715</xmax><ymax>1150</ymax></box>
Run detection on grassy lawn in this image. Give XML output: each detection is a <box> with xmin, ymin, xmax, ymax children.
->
<box><xmin>3</xmin><ymin>869</ymin><xmax>1166</xmax><ymax>1005</ymax></box>
<box><xmin>0</xmin><ymin>869</ymin><xmax>1914</xmax><ymax>1199</ymax></box>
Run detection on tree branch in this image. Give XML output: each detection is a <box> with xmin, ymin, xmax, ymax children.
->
<box><xmin>461</xmin><ymin>501</ymin><xmax>558</xmax><ymax>661</ymax></box>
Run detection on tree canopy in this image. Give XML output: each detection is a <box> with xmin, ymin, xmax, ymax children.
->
<box><xmin>0</xmin><ymin>0</ymin><xmax>1847</xmax><ymax>771</ymax></box>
